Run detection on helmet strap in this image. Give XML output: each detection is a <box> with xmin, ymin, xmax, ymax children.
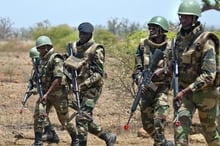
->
<box><xmin>192</xmin><ymin>16</ymin><xmax>198</xmax><ymax>27</ymax></box>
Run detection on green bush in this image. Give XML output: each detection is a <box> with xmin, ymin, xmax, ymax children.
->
<box><xmin>31</xmin><ymin>24</ymin><xmax>78</xmax><ymax>53</ymax></box>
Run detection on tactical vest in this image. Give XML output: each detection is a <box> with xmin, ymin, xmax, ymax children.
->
<box><xmin>137</xmin><ymin>38</ymin><xmax>170</xmax><ymax>82</ymax></box>
<box><xmin>180</xmin><ymin>32</ymin><xmax>220</xmax><ymax>86</ymax></box>
<box><xmin>73</xmin><ymin>42</ymin><xmax>105</xmax><ymax>86</ymax></box>
<box><xmin>139</xmin><ymin>38</ymin><xmax>169</xmax><ymax>70</ymax></box>
<box><xmin>40</xmin><ymin>52</ymin><xmax>67</xmax><ymax>92</ymax></box>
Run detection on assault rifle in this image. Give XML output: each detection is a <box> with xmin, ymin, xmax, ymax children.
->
<box><xmin>66</xmin><ymin>42</ymin><xmax>82</xmax><ymax>116</ymax></box>
<box><xmin>20</xmin><ymin>47</ymin><xmax>46</xmax><ymax>115</ymax></box>
<box><xmin>32</xmin><ymin>56</ymin><xmax>48</xmax><ymax>118</ymax></box>
<box><xmin>19</xmin><ymin>79</ymin><xmax>34</xmax><ymax>113</ymax></box>
<box><xmin>171</xmin><ymin>38</ymin><xmax>181</xmax><ymax>126</ymax></box>
<box><xmin>124</xmin><ymin>49</ymin><xmax>164</xmax><ymax>130</ymax></box>
<box><xmin>19</xmin><ymin>56</ymin><xmax>46</xmax><ymax>116</ymax></box>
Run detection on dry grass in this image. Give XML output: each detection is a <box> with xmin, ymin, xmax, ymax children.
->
<box><xmin>0</xmin><ymin>39</ymin><xmax>34</xmax><ymax>52</ymax></box>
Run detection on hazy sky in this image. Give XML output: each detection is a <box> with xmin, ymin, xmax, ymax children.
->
<box><xmin>1</xmin><ymin>0</ymin><xmax>220</xmax><ymax>28</ymax></box>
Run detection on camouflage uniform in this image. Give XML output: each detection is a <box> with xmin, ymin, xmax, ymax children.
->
<box><xmin>173</xmin><ymin>21</ymin><xmax>220</xmax><ymax>146</ymax></box>
<box><xmin>173</xmin><ymin>0</ymin><xmax>220</xmax><ymax>145</ymax></box>
<box><xmin>64</xmin><ymin>22</ymin><xmax>116</xmax><ymax>146</ymax></box>
<box><xmin>217</xmin><ymin>89</ymin><xmax>220</xmax><ymax>133</ymax></box>
<box><xmin>132</xmin><ymin>16</ymin><xmax>173</xmax><ymax>146</ymax></box>
<box><xmin>33</xmin><ymin>47</ymin><xmax>77</xmax><ymax>145</ymax></box>
<box><xmin>28</xmin><ymin>47</ymin><xmax>60</xmax><ymax>144</ymax></box>
<box><xmin>73</xmin><ymin>39</ymin><xmax>117</xmax><ymax>144</ymax></box>
<box><xmin>133</xmin><ymin>37</ymin><xmax>172</xmax><ymax>146</ymax></box>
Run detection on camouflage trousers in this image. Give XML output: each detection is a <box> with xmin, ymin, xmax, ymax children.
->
<box><xmin>216</xmin><ymin>87</ymin><xmax>220</xmax><ymax>133</ymax></box>
<box><xmin>33</xmin><ymin>87</ymin><xmax>77</xmax><ymax>136</ymax></box>
<box><xmin>174</xmin><ymin>87</ymin><xmax>220</xmax><ymax>146</ymax></box>
<box><xmin>141</xmin><ymin>84</ymin><xmax>170</xmax><ymax>145</ymax></box>
<box><xmin>69</xmin><ymin>86</ymin><xmax>105</xmax><ymax>142</ymax></box>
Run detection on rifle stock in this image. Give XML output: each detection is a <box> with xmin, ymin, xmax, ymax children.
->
<box><xmin>124</xmin><ymin>49</ymin><xmax>164</xmax><ymax>130</ymax></box>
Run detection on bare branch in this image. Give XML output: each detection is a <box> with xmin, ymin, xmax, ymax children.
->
<box><xmin>201</xmin><ymin>0</ymin><xmax>220</xmax><ymax>12</ymax></box>
<box><xmin>201</xmin><ymin>4</ymin><xmax>220</xmax><ymax>12</ymax></box>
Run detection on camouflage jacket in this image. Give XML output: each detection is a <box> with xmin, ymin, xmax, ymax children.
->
<box><xmin>132</xmin><ymin>35</ymin><xmax>171</xmax><ymax>84</ymax></box>
<box><xmin>175</xmin><ymin>21</ymin><xmax>219</xmax><ymax>92</ymax></box>
<box><xmin>38</xmin><ymin>48</ymin><xmax>66</xmax><ymax>93</ymax></box>
<box><xmin>72</xmin><ymin>39</ymin><xmax>105</xmax><ymax>88</ymax></box>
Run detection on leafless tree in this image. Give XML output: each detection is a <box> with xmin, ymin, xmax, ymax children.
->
<box><xmin>0</xmin><ymin>17</ymin><xmax>14</xmax><ymax>40</ymax></box>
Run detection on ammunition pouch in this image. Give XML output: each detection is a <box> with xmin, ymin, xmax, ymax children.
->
<box><xmin>64</xmin><ymin>55</ymin><xmax>85</xmax><ymax>70</ymax></box>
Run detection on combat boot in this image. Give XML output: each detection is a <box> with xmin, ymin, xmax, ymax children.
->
<box><xmin>153</xmin><ymin>140</ymin><xmax>174</xmax><ymax>146</ymax></box>
<box><xmin>70</xmin><ymin>132</ymin><xmax>79</xmax><ymax>146</ymax></box>
<box><xmin>99</xmin><ymin>132</ymin><xmax>117</xmax><ymax>146</ymax></box>
<box><xmin>78</xmin><ymin>140</ymin><xmax>87</xmax><ymax>146</ymax></box>
<box><xmin>32</xmin><ymin>132</ymin><xmax>43</xmax><ymax>146</ymax></box>
<box><xmin>42</xmin><ymin>126</ymin><xmax>59</xmax><ymax>143</ymax></box>
<box><xmin>164</xmin><ymin>140</ymin><xmax>174</xmax><ymax>146</ymax></box>
<box><xmin>154</xmin><ymin>132</ymin><xmax>174</xmax><ymax>146</ymax></box>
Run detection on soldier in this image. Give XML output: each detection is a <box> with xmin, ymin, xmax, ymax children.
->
<box><xmin>28</xmin><ymin>47</ymin><xmax>60</xmax><ymax>144</ymax></box>
<box><xmin>132</xmin><ymin>16</ymin><xmax>173</xmax><ymax>146</ymax></box>
<box><xmin>173</xmin><ymin>0</ymin><xmax>220</xmax><ymax>145</ymax></box>
<box><xmin>32</xmin><ymin>35</ymin><xmax>78</xmax><ymax>146</ymax></box>
<box><xmin>64</xmin><ymin>22</ymin><xmax>117</xmax><ymax>146</ymax></box>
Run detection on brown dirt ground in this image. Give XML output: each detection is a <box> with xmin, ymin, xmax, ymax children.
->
<box><xmin>0</xmin><ymin>51</ymin><xmax>208</xmax><ymax>146</ymax></box>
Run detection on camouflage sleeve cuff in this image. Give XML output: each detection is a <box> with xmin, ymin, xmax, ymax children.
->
<box><xmin>84</xmin><ymin>73</ymin><xmax>102</xmax><ymax>88</ymax></box>
<box><xmin>188</xmin><ymin>84</ymin><xmax>195</xmax><ymax>92</ymax></box>
<box><xmin>188</xmin><ymin>81</ymin><xmax>206</xmax><ymax>92</ymax></box>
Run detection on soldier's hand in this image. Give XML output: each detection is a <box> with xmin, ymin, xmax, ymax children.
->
<box><xmin>30</xmin><ymin>88</ymin><xmax>38</xmax><ymax>95</ymax></box>
<box><xmin>41</xmin><ymin>94</ymin><xmax>48</xmax><ymax>104</ymax></box>
<box><xmin>79</xmin><ymin>82</ymin><xmax>88</xmax><ymax>91</ymax></box>
<box><xmin>140</xmin><ymin>84</ymin><xmax>148</xmax><ymax>95</ymax></box>
<box><xmin>175</xmin><ymin>91</ymin><xmax>184</xmax><ymax>101</ymax></box>
<box><xmin>152</xmin><ymin>68</ymin><xmax>164</xmax><ymax>78</ymax></box>
<box><xmin>135</xmin><ymin>77</ymin><xmax>142</xmax><ymax>86</ymax></box>
<box><xmin>174</xmin><ymin>87</ymin><xmax>192</xmax><ymax>101</ymax></box>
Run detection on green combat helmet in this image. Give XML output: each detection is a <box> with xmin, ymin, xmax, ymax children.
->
<box><xmin>29</xmin><ymin>47</ymin><xmax>39</xmax><ymax>59</ymax></box>
<box><xmin>148</xmin><ymin>16</ymin><xmax>169</xmax><ymax>32</ymax></box>
<box><xmin>36</xmin><ymin>35</ymin><xmax>53</xmax><ymax>48</ymax></box>
<box><xmin>178</xmin><ymin>0</ymin><xmax>201</xmax><ymax>17</ymax></box>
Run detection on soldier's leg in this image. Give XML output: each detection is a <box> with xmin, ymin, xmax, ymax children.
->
<box><xmin>52</xmin><ymin>94</ymin><xmax>79</xmax><ymax>146</ymax></box>
<box><xmin>174</xmin><ymin>109</ymin><xmax>192</xmax><ymax>146</ymax></box>
<box><xmin>88</xmin><ymin>119</ymin><xmax>116</xmax><ymax>146</ymax></box>
<box><xmin>216</xmin><ymin>87</ymin><xmax>220</xmax><ymax>132</ymax></box>
<box><xmin>174</xmin><ymin>91</ymin><xmax>196</xmax><ymax>146</ymax></box>
<box><xmin>141</xmin><ymin>94</ymin><xmax>155</xmax><ymax>138</ymax></box>
<box><xmin>42</xmin><ymin>103</ymin><xmax>59</xmax><ymax>143</ymax></box>
<box><xmin>154</xmin><ymin>91</ymin><xmax>173</xmax><ymax>146</ymax></box>
<box><xmin>32</xmin><ymin>101</ymin><xmax>48</xmax><ymax>146</ymax></box>
<box><xmin>42</xmin><ymin>124</ymin><xmax>59</xmax><ymax>143</ymax></box>
<box><xmin>76</xmin><ymin>97</ymin><xmax>94</xmax><ymax>145</ymax></box>
<box><xmin>76</xmin><ymin>87</ymin><xmax>106</xmax><ymax>145</ymax></box>
<box><xmin>141</xmin><ymin>107</ymin><xmax>155</xmax><ymax>138</ymax></box>
<box><xmin>75</xmin><ymin>114</ymin><xmax>89</xmax><ymax>146</ymax></box>
<box><xmin>198</xmin><ymin>89</ymin><xmax>220</xmax><ymax>145</ymax></box>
